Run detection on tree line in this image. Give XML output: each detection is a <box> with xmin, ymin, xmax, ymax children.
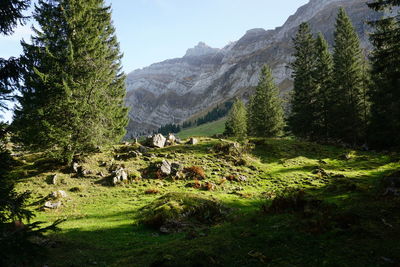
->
<box><xmin>225</xmin><ymin>3</ymin><xmax>400</xmax><ymax>150</ymax></box>
<box><xmin>156</xmin><ymin>101</ymin><xmax>233</xmax><ymax>135</ymax></box>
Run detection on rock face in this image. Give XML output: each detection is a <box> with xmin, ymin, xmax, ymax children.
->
<box><xmin>125</xmin><ymin>0</ymin><xmax>382</xmax><ymax>136</ymax></box>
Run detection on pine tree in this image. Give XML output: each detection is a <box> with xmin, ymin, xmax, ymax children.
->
<box><xmin>13</xmin><ymin>0</ymin><xmax>128</xmax><ymax>163</ymax></box>
<box><xmin>0</xmin><ymin>2</ymin><xmax>63</xmax><ymax>265</ymax></box>
<box><xmin>313</xmin><ymin>33</ymin><xmax>334</xmax><ymax>140</ymax></box>
<box><xmin>247</xmin><ymin>65</ymin><xmax>284</xmax><ymax>137</ymax></box>
<box><xmin>331</xmin><ymin>7</ymin><xmax>367</xmax><ymax>145</ymax></box>
<box><xmin>368</xmin><ymin>0</ymin><xmax>400</xmax><ymax>148</ymax></box>
<box><xmin>288</xmin><ymin>23</ymin><xmax>318</xmax><ymax>139</ymax></box>
<box><xmin>0</xmin><ymin>0</ymin><xmax>29</xmax><ymax>113</ymax></box>
<box><xmin>224</xmin><ymin>98</ymin><xmax>247</xmax><ymax>140</ymax></box>
<box><xmin>0</xmin><ymin>0</ymin><xmax>29</xmax><ymax>34</ymax></box>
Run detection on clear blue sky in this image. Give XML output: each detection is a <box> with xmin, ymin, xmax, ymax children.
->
<box><xmin>0</xmin><ymin>0</ymin><xmax>308</xmax><ymax>121</ymax></box>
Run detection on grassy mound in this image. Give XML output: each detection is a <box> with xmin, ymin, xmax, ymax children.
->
<box><xmin>139</xmin><ymin>192</ymin><xmax>230</xmax><ymax>233</ymax></box>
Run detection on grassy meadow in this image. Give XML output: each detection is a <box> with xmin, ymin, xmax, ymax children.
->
<box><xmin>9</xmin><ymin>137</ymin><xmax>400</xmax><ymax>266</ymax></box>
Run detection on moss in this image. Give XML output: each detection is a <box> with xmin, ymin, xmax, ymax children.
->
<box><xmin>139</xmin><ymin>192</ymin><xmax>230</xmax><ymax>232</ymax></box>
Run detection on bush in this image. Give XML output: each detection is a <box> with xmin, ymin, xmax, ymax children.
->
<box><xmin>183</xmin><ymin>166</ymin><xmax>206</xmax><ymax>180</ymax></box>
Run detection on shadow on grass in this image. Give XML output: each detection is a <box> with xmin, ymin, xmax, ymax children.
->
<box><xmin>44</xmin><ymin>170</ymin><xmax>400</xmax><ymax>267</ymax></box>
<box><xmin>10</xmin><ymin>138</ymin><xmax>400</xmax><ymax>266</ymax></box>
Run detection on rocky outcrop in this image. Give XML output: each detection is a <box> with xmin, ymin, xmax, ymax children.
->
<box><xmin>125</xmin><ymin>0</ymin><xmax>382</xmax><ymax>136</ymax></box>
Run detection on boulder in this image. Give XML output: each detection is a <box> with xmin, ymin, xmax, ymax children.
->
<box><xmin>50</xmin><ymin>190</ymin><xmax>68</xmax><ymax>199</ymax></box>
<box><xmin>44</xmin><ymin>201</ymin><xmax>61</xmax><ymax>209</ymax></box>
<box><xmin>165</xmin><ymin>134</ymin><xmax>176</xmax><ymax>146</ymax></box>
<box><xmin>187</xmin><ymin>138</ymin><xmax>198</xmax><ymax>145</ymax></box>
<box><xmin>111</xmin><ymin>167</ymin><xmax>128</xmax><ymax>185</ymax></box>
<box><xmin>148</xmin><ymin>134</ymin><xmax>166</xmax><ymax>148</ymax></box>
<box><xmin>160</xmin><ymin>160</ymin><xmax>172</xmax><ymax>175</ymax></box>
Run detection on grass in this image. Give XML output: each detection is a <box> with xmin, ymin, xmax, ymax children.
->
<box><xmin>177</xmin><ymin>118</ymin><xmax>227</xmax><ymax>139</ymax></box>
<box><xmin>8</xmin><ymin>137</ymin><xmax>400</xmax><ymax>266</ymax></box>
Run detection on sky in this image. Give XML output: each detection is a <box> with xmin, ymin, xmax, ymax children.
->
<box><xmin>0</xmin><ymin>0</ymin><xmax>309</xmax><ymax>121</ymax></box>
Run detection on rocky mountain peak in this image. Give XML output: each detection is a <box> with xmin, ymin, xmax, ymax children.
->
<box><xmin>125</xmin><ymin>0</ymin><xmax>379</xmax><ymax>137</ymax></box>
<box><xmin>184</xmin><ymin>42</ymin><xmax>220</xmax><ymax>57</ymax></box>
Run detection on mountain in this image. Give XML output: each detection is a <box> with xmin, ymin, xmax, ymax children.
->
<box><xmin>125</xmin><ymin>0</ymin><xmax>381</xmax><ymax>137</ymax></box>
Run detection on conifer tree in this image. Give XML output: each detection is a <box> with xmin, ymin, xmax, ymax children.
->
<box><xmin>368</xmin><ymin>0</ymin><xmax>400</xmax><ymax>148</ymax></box>
<box><xmin>247</xmin><ymin>65</ymin><xmax>284</xmax><ymax>137</ymax></box>
<box><xmin>13</xmin><ymin>0</ymin><xmax>128</xmax><ymax>163</ymax></box>
<box><xmin>0</xmin><ymin>0</ymin><xmax>29</xmax><ymax>113</ymax></box>
<box><xmin>0</xmin><ymin>2</ymin><xmax>63</xmax><ymax>265</ymax></box>
<box><xmin>288</xmin><ymin>23</ymin><xmax>318</xmax><ymax>139</ymax></box>
<box><xmin>224</xmin><ymin>98</ymin><xmax>247</xmax><ymax>140</ymax></box>
<box><xmin>313</xmin><ymin>33</ymin><xmax>334</xmax><ymax>140</ymax></box>
<box><xmin>0</xmin><ymin>0</ymin><xmax>29</xmax><ymax>34</ymax></box>
<box><xmin>331</xmin><ymin>7</ymin><xmax>367</xmax><ymax>144</ymax></box>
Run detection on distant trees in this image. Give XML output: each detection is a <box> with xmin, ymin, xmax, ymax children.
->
<box><xmin>368</xmin><ymin>0</ymin><xmax>400</xmax><ymax>148</ymax></box>
<box><xmin>157</xmin><ymin>123</ymin><xmax>181</xmax><ymax>135</ymax></box>
<box><xmin>247</xmin><ymin>65</ymin><xmax>284</xmax><ymax>137</ymax></box>
<box><xmin>13</xmin><ymin>0</ymin><xmax>128</xmax><ymax>163</ymax></box>
<box><xmin>224</xmin><ymin>98</ymin><xmax>247</xmax><ymax>139</ymax></box>
<box><xmin>196</xmin><ymin>101</ymin><xmax>233</xmax><ymax>126</ymax></box>
<box><xmin>158</xmin><ymin>101</ymin><xmax>233</xmax><ymax>135</ymax></box>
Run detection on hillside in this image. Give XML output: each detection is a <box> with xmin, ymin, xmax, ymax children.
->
<box><xmin>177</xmin><ymin>118</ymin><xmax>226</xmax><ymax>139</ymax></box>
<box><xmin>9</xmin><ymin>138</ymin><xmax>400</xmax><ymax>266</ymax></box>
<box><xmin>125</xmin><ymin>0</ymin><xmax>381</xmax><ymax>136</ymax></box>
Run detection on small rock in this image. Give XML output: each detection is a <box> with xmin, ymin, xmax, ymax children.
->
<box><xmin>237</xmin><ymin>175</ymin><xmax>247</xmax><ymax>182</ymax></box>
<box><xmin>111</xmin><ymin>167</ymin><xmax>128</xmax><ymax>185</ymax></box>
<box><xmin>44</xmin><ymin>201</ymin><xmax>61</xmax><ymax>209</ymax></box>
<box><xmin>51</xmin><ymin>174</ymin><xmax>58</xmax><ymax>185</ymax></box>
<box><xmin>187</xmin><ymin>138</ymin><xmax>198</xmax><ymax>145</ymax></box>
<box><xmin>72</xmin><ymin>162</ymin><xmax>80</xmax><ymax>173</ymax></box>
<box><xmin>160</xmin><ymin>160</ymin><xmax>172</xmax><ymax>175</ymax></box>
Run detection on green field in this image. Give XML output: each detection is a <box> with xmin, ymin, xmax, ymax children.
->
<box><xmin>9</xmin><ymin>138</ymin><xmax>400</xmax><ymax>266</ymax></box>
<box><xmin>177</xmin><ymin>118</ymin><xmax>227</xmax><ymax>139</ymax></box>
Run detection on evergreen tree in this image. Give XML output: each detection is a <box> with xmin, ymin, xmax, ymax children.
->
<box><xmin>13</xmin><ymin>0</ymin><xmax>128</xmax><ymax>163</ymax></box>
<box><xmin>224</xmin><ymin>98</ymin><xmax>247</xmax><ymax>140</ymax></box>
<box><xmin>247</xmin><ymin>65</ymin><xmax>284</xmax><ymax>137</ymax></box>
<box><xmin>331</xmin><ymin>7</ymin><xmax>367</xmax><ymax>144</ymax></box>
<box><xmin>0</xmin><ymin>0</ymin><xmax>29</xmax><ymax>34</ymax></box>
<box><xmin>288</xmin><ymin>23</ymin><xmax>318</xmax><ymax>139</ymax></box>
<box><xmin>0</xmin><ymin>2</ymin><xmax>62</xmax><ymax>265</ymax></box>
<box><xmin>0</xmin><ymin>0</ymin><xmax>29</xmax><ymax>113</ymax></box>
<box><xmin>313</xmin><ymin>33</ymin><xmax>334</xmax><ymax>140</ymax></box>
<box><xmin>368</xmin><ymin>0</ymin><xmax>400</xmax><ymax>148</ymax></box>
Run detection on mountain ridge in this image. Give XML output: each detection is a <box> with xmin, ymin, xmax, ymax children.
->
<box><xmin>125</xmin><ymin>0</ymin><xmax>380</xmax><ymax>137</ymax></box>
